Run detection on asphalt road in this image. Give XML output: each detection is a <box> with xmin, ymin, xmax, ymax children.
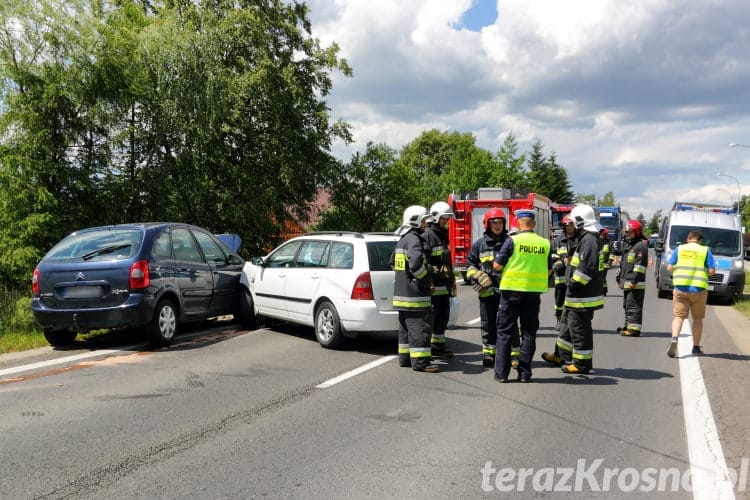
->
<box><xmin>1</xmin><ymin>249</ymin><xmax>748</xmax><ymax>499</ymax></box>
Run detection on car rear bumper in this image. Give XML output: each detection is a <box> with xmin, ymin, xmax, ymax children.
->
<box><xmin>31</xmin><ymin>294</ymin><xmax>156</xmax><ymax>332</ymax></box>
<box><xmin>337</xmin><ymin>300</ymin><xmax>399</xmax><ymax>335</ymax></box>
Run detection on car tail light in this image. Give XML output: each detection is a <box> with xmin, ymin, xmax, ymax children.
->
<box><xmin>32</xmin><ymin>267</ymin><xmax>39</xmax><ymax>295</ymax></box>
<box><xmin>351</xmin><ymin>272</ymin><xmax>374</xmax><ymax>300</ymax></box>
<box><xmin>130</xmin><ymin>260</ymin><xmax>150</xmax><ymax>289</ymax></box>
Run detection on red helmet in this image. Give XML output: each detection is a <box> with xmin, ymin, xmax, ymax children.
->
<box><xmin>561</xmin><ymin>215</ymin><xmax>574</xmax><ymax>225</ymax></box>
<box><xmin>600</xmin><ymin>228</ymin><xmax>609</xmax><ymax>237</ymax></box>
<box><xmin>483</xmin><ymin>208</ymin><xmax>506</xmax><ymax>228</ymax></box>
<box><xmin>625</xmin><ymin>220</ymin><xmax>642</xmax><ymax>236</ymax></box>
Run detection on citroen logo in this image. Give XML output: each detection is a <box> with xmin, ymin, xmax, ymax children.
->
<box><xmin>75</xmin><ymin>272</ymin><xmax>86</xmax><ymax>281</ymax></box>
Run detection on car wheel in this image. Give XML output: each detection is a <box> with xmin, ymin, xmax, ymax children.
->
<box><xmin>43</xmin><ymin>330</ymin><xmax>77</xmax><ymax>347</ymax></box>
<box><xmin>314</xmin><ymin>301</ymin><xmax>345</xmax><ymax>349</ymax></box>
<box><xmin>237</xmin><ymin>288</ymin><xmax>258</xmax><ymax>329</ymax></box>
<box><xmin>148</xmin><ymin>299</ymin><xmax>177</xmax><ymax>347</ymax></box>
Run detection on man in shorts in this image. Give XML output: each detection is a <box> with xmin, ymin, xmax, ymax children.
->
<box><xmin>666</xmin><ymin>230</ymin><xmax>716</xmax><ymax>357</ymax></box>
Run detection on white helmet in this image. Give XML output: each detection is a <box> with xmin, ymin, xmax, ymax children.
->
<box><xmin>402</xmin><ymin>205</ymin><xmax>433</xmax><ymax>228</ymax></box>
<box><xmin>569</xmin><ymin>204</ymin><xmax>603</xmax><ymax>232</ymax></box>
<box><xmin>429</xmin><ymin>201</ymin><xmax>455</xmax><ymax>220</ymax></box>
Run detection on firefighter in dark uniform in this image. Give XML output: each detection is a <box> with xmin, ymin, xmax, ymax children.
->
<box><xmin>599</xmin><ymin>228</ymin><xmax>612</xmax><ymax>296</ymax></box>
<box><xmin>558</xmin><ymin>204</ymin><xmax>605</xmax><ymax>375</ymax></box>
<box><xmin>425</xmin><ymin>201</ymin><xmax>456</xmax><ymax>358</ymax></box>
<box><xmin>466</xmin><ymin>208</ymin><xmax>519</xmax><ymax>367</ymax></box>
<box><xmin>393</xmin><ymin>205</ymin><xmax>439</xmax><ymax>373</ymax></box>
<box><xmin>492</xmin><ymin>210</ymin><xmax>552</xmax><ymax>382</ymax></box>
<box><xmin>540</xmin><ymin>215</ymin><xmax>576</xmax><ymax>367</ymax></box>
<box><xmin>616</xmin><ymin>220</ymin><xmax>648</xmax><ymax>337</ymax></box>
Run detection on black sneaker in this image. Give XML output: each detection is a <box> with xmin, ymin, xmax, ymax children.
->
<box><xmin>691</xmin><ymin>346</ymin><xmax>703</xmax><ymax>356</ymax></box>
<box><xmin>482</xmin><ymin>355</ymin><xmax>495</xmax><ymax>367</ymax></box>
<box><xmin>493</xmin><ymin>374</ymin><xmax>508</xmax><ymax>383</ymax></box>
<box><xmin>667</xmin><ymin>339</ymin><xmax>678</xmax><ymax>358</ymax></box>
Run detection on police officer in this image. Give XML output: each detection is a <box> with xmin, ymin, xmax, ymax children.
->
<box><xmin>616</xmin><ymin>220</ymin><xmax>648</xmax><ymax>337</ymax></box>
<box><xmin>393</xmin><ymin>205</ymin><xmax>439</xmax><ymax>373</ymax></box>
<box><xmin>492</xmin><ymin>210</ymin><xmax>552</xmax><ymax>383</ymax></box>
<box><xmin>540</xmin><ymin>215</ymin><xmax>576</xmax><ymax>367</ymax></box>
<box><xmin>558</xmin><ymin>204</ymin><xmax>606</xmax><ymax>375</ymax></box>
<box><xmin>466</xmin><ymin>208</ymin><xmax>519</xmax><ymax>367</ymax></box>
<box><xmin>425</xmin><ymin>201</ymin><xmax>456</xmax><ymax>358</ymax></box>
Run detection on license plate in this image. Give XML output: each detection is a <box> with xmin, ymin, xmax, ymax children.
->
<box><xmin>63</xmin><ymin>286</ymin><xmax>103</xmax><ymax>299</ymax></box>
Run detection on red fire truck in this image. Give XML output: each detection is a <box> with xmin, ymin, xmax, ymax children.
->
<box><xmin>448</xmin><ymin>188</ymin><xmax>553</xmax><ymax>282</ymax></box>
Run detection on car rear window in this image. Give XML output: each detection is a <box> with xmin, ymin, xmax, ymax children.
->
<box><xmin>367</xmin><ymin>241</ymin><xmax>397</xmax><ymax>271</ymax></box>
<box><xmin>43</xmin><ymin>228</ymin><xmax>142</xmax><ymax>262</ymax></box>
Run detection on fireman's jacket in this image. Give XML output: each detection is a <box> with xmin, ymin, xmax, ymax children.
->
<box><xmin>619</xmin><ymin>237</ymin><xmax>648</xmax><ymax>290</ymax></box>
<box><xmin>600</xmin><ymin>235</ymin><xmax>611</xmax><ymax>270</ymax></box>
<box><xmin>564</xmin><ymin>230</ymin><xmax>605</xmax><ymax>310</ymax></box>
<box><xmin>424</xmin><ymin>223</ymin><xmax>454</xmax><ymax>297</ymax></box>
<box><xmin>467</xmin><ymin>230</ymin><xmax>508</xmax><ymax>298</ymax></box>
<box><xmin>392</xmin><ymin>227</ymin><xmax>432</xmax><ymax>311</ymax></box>
<box><xmin>552</xmin><ymin>233</ymin><xmax>575</xmax><ymax>286</ymax></box>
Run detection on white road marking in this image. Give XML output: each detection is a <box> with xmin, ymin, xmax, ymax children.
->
<box><xmin>677</xmin><ymin>322</ymin><xmax>736</xmax><ymax>499</ymax></box>
<box><xmin>0</xmin><ymin>349</ymin><xmax>125</xmax><ymax>377</ymax></box>
<box><xmin>316</xmin><ymin>355</ymin><xmax>398</xmax><ymax>389</ymax></box>
<box><xmin>467</xmin><ymin>316</ymin><xmax>481</xmax><ymax>325</ymax></box>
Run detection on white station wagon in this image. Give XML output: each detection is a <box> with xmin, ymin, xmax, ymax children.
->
<box><xmin>238</xmin><ymin>231</ymin><xmax>399</xmax><ymax>347</ymax></box>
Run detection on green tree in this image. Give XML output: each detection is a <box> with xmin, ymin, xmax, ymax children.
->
<box><xmin>647</xmin><ymin>209</ymin><xmax>663</xmax><ymax>236</ymax></box>
<box><xmin>575</xmin><ymin>193</ymin><xmax>596</xmax><ymax>205</ymax></box>
<box><xmin>0</xmin><ymin>0</ymin><xmax>352</xmax><ymax>284</ymax></box>
<box><xmin>489</xmin><ymin>133</ymin><xmax>527</xmax><ymax>192</ymax></box>
<box><xmin>316</xmin><ymin>143</ymin><xmax>412</xmax><ymax>232</ymax></box>
<box><xmin>398</xmin><ymin>129</ymin><xmax>496</xmax><ymax>205</ymax></box>
<box><xmin>597</xmin><ymin>191</ymin><xmax>617</xmax><ymax>206</ymax></box>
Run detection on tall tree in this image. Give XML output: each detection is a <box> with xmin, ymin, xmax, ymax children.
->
<box><xmin>489</xmin><ymin>133</ymin><xmax>527</xmax><ymax>192</ymax></box>
<box><xmin>597</xmin><ymin>191</ymin><xmax>617</xmax><ymax>206</ymax></box>
<box><xmin>317</xmin><ymin>143</ymin><xmax>412</xmax><ymax>232</ymax></box>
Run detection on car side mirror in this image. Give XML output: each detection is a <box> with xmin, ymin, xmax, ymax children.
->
<box><xmin>654</xmin><ymin>239</ymin><xmax>664</xmax><ymax>252</ymax></box>
<box><xmin>251</xmin><ymin>256</ymin><xmax>266</xmax><ymax>266</ymax></box>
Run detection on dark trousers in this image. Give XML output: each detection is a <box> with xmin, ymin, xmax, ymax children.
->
<box><xmin>398</xmin><ymin>310</ymin><xmax>432</xmax><ymax>370</ymax></box>
<box><xmin>623</xmin><ymin>289</ymin><xmax>645</xmax><ymax>334</ymax></box>
<box><xmin>430</xmin><ymin>295</ymin><xmax>450</xmax><ymax>347</ymax></box>
<box><xmin>479</xmin><ymin>293</ymin><xmax>500</xmax><ymax>356</ymax></box>
<box><xmin>565</xmin><ymin>308</ymin><xmax>594</xmax><ymax>370</ymax></box>
<box><xmin>495</xmin><ymin>291</ymin><xmax>541</xmax><ymax>379</ymax></box>
<box><xmin>554</xmin><ymin>283</ymin><xmax>566</xmax><ymax>319</ymax></box>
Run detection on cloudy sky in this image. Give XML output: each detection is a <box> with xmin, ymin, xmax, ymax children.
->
<box><xmin>304</xmin><ymin>0</ymin><xmax>750</xmax><ymax>220</ymax></box>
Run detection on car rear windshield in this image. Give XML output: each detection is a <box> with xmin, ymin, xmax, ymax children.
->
<box><xmin>367</xmin><ymin>241</ymin><xmax>396</xmax><ymax>271</ymax></box>
<box><xmin>43</xmin><ymin>228</ymin><xmax>143</xmax><ymax>262</ymax></box>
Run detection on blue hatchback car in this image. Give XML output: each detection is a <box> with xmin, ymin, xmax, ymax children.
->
<box><xmin>31</xmin><ymin>223</ymin><xmax>245</xmax><ymax>347</ymax></box>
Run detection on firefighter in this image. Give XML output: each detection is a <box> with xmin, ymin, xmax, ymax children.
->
<box><xmin>393</xmin><ymin>205</ymin><xmax>439</xmax><ymax>373</ymax></box>
<box><xmin>558</xmin><ymin>204</ymin><xmax>605</xmax><ymax>375</ymax></box>
<box><xmin>425</xmin><ymin>201</ymin><xmax>456</xmax><ymax>358</ymax></box>
<box><xmin>540</xmin><ymin>215</ymin><xmax>576</xmax><ymax>367</ymax></box>
<box><xmin>552</xmin><ymin>215</ymin><xmax>576</xmax><ymax>328</ymax></box>
<box><xmin>492</xmin><ymin>210</ymin><xmax>552</xmax><ymax>382</ymax></box>
<box><xmin>599</xmin><ymin>228</ymin><xmax>611</xmax><ymax>297</ymax></box>
<box><xmin>466</xmin><ymin>208</ymin><xmax>519</xmax><ymax>367</ymax></box>
<box><xmin>616</xmin><ymin>220</ymin><xmax>648</xmax><ymax>337</ymax></box>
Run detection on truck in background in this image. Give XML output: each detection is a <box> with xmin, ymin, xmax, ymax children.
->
<box><xmin>594</xmin><ymin>205</ymin><xmax>627</xmax><ymax>254</ymax></box>
<box><xmin>448</xmin><ymin>188</ymin><xmax>553</xmax><ymax>283</ymax></box>
<box><xmin>654</xmin><ymin>201</ymin><xmax>745</xmax><ymax>303</ymax></box>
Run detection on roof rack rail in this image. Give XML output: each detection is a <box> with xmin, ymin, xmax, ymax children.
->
<box><xmin>303</xmin><ymin>231</ymin><xmax>365</xmax><ymax>238</ymax></box>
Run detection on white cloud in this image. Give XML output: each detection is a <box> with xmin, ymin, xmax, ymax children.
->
<box><xmin>307</xmin><ymin>0</ymin><xmax>750</xmax><ymax>220</ymax></box>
